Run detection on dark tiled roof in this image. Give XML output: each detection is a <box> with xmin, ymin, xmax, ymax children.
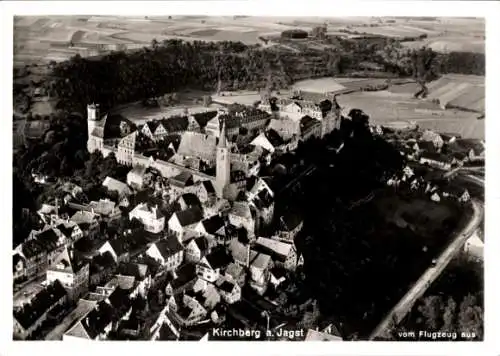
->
<box><xmin>170</xmin><ymin>171</ymin><xmax>193</xmax><ymax>188</ymax></box>
<box><xmin>201</xmin><ymin>215</ymin><xmax>226</xmax><ymax>235</ymax></box>
<box><xmin>21</xmin><ymin>238</ymin><xmax>46</xmax><ymax>258</ymax></box>
<box><xmin>418</xmin><ymin>141</ymin><xmax>437</xmax><ymax>153</ymax></box>
<box><xmin>81</xmin><ymin>301</ymin><xmax>116</xmax><ymax>339</ymax></box>
<box><xmin>170</xmin><ymin>263</ymin><xmax>197</xmax><ymax>289</ymax></box>
<box><xmin>175</xmin><ymin>207</ymin><xmax>204</xmax><ymax>227</ymax></box>
<box><xmin>204</xmin><ymin>247</ymin><xmax>233</xmax><ymax>270</ymax></box>
<box><xmin>107</xmin><ymin>287</ymin><xmax>132</xmax><ymax>311</ymax></box>
<box><xmin>161</xmin><ymin>116</ymin><xmax>189</xmax><ymax>133</ymax></box>
<box><xmin>118</xmin><ymin>262</ymin><xmax>149</xmax><ymax>280</ymax></box>
<box><xmin>192</xmin><ymin>111</ymin><xmax>218</xmax><ymax>129</ymax></box>
<box><xmin>193</xmin><ymin>236</ymin><xmax>211</xmax><ymax>256</ymax></box>
<box><xmin>145</xmin><ymin>120</ymin><xmax>162</xmax><ymax>133</ymax></box>
<box><xmin>155</xmin><ymin>236</ymin><xmax>184</xmax><ymax>259</ymax></box>
<box><xmin>180</xmin><ymin>193</ymin><xmax>201</xmax><ymax>208</ymax></box>
<box><xmin>254</xmin><ymin>189</ymin><xmax>274</xmax><ymax>209</ymax></box>
<box><xmin>13</xmin><ymin>253</ymin><xmax>24</xmax><ymax>272</ymax></box>
<box><xmin>37</xmin><ymin>228</ymin><xmax>60</xmax><ymax>251</ymax></box>
<box><xmin>202</xmin><ymin>180</ymin><xmax>216</xmax><ymax>194</ymax></box>
<box><xmin>90</xmin><ymin>251</ymin><xmax>116</xmax><ymax>273</ymax></box>
<box><xmin>300</xmin><ymin>115</ymin><xmax>320</xmax><ymax>134</ymax></box>
<box><xmin>14</xmin><ymin>280</ymin><xmax>67</xmax><ymax>330</ymax></box>
<box><xmin>265</xmin><ymin>129</ymin><xmax>285</xmax><ymax>147</ymax></box>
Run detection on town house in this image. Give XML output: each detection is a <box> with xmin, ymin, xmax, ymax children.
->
<box><xmin>185</xmin><ymin>235</ymin><xmax>216</xmax><ymax>263</ymax></box>
<box><xmin>228</xmin><ymin>201</ymin><xmax>256</xmax><ymax>239</ymax></box>
<box><xmin>255</xmin><ymin>237</ymin><xmax>299</xmax><ymax>271</ymax></box>
<box><xmin>214</xmin><ymin>275</ymin><xmax>241</xmax><ymax>304</ymax></box>
<box><xmin>194</xmin><ymin>214</ymin><xmax>227</xmax><ymax>240</ymax></box>
<box><xmin>46</xmin><ymin>247</ymin><xmax>90</xmax><ymax>302</ymax></box>
<box><xmin>129</xmin><ymin>203</ymin><xmax>165</xmax><ymax>233</ymax></box>
<box><xmin>196</xmin><ymin>247</ymin><xmax>233</xmax><ymax>283</ymax></box>
<box><xmin>168</xmin><ymin>207</ymin><xmax>204</xmax><ymax>242</ymax></box>
<box><xmin>165</xmin><ymin>263</ymin><xmax>199</xmax><ymax>296</ymax></box>
<box><xmin>127</xmin><ymin>165</ymin><xmax>147</xmax><ymax>189</ymax></box>
<box><xmin>97</xmin><ymin>238</ymin><xmax>130</xmax><ymax>263</ymax></box>
<box><xmin>102</xmin><ymin>176</ymin><xmax>132</xmax><ymax>198</ymax></box>
<box><xmin>146</xmin><ymin>235</ymin><xmax>184</xmax><ymax>271</ymax></box>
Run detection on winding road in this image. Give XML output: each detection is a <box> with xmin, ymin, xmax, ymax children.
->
<box><xmin>369</xmin><ymin>198</ymin><xmax>484</xmax><ymax>340</ymax></box>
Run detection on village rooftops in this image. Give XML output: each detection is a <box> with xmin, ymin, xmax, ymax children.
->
<box><xmin>191</xmin><ymin>236</ymin><xmax>213</xmax><ymax>257</ymax></box>
<box><xmin>170</xmin><ymin>171</ymin><xmax>194</xmax><ymax>188</ymax></box>
<box><xmin>300</xmin><ymin>115</ymin><xmax>320</xmax><ymax>134</ymax></box>
<box><xmin>225</xmin><ymin>262</ymin><xmax>245</xmax><ymax>280</ymax></box>
<box><xmin>169</xmin><ymin>263</ymin><xmax>197</xmax><ymax>290</ymax></box>
<box><xmin>202</xmin><ymin>247</ymin><xmax>233</xmax><ymax>270</ymax></box>
<box><xmin>200</xmin><ymin>214</ymin><xmax>226</xmax><ymax>235</ymax></box>
<box><xmin>420</xmin><ymin>151</ymin><xmax>454</xmax><ymax>163</ymax></box>
<box><xmin>70</xmin><ymin>210</ymin><xmax>98</xmax><ymax>225</ymax></box>
<box><xmin>102</xmin><ymin>176</ymin><xmax>132</xmax><ymax>196</ymax></box>
<box><xmin>177</xmin><ymin>132</ymin><xmax>217</xmax><ymax>160</ymax></box>
<box><xmin>255</xmin><ymin>237</ymin><xmax>293</xmax><ymax>261</ymax></box>
<box><xmin>49</xmin><ymin>247</ymin><xmax>87</xmax><ymax>274</ymax></box>
<box><xmin>154</xmin><ymin>235</ymin><xmax>184</xmax><ymax>259</ymax></box>
<box><xmin>174</xmin><ymin>207</ymin><xmax>204</xmax><ymax>227</ymax></box>
<box><xmin>132</xmin><ymin>202</ymin><xmax>164</xmax><ymax>220</ymax></box>
<box><xmin>66</xmin><ymin>300</ymin><xmax>116</xmax><ymax>339</ymax></box>
<box><xmin>88</xmin><ymin>199</ymin><xmax>117</xmax><ymax>216</ymax></box>
<box><xmin>35</xmin><ymin>227</ymin><xmax>61</xmax><ymax>251</ymax></box>
<box><xmin>14</xmin><ymin>280</ymin><xmax>67</xmax><ymax>331</ymax></box>
<box><xmin>129</xmin><ymin>164</ymin><xmax>147</xmax><ymax>177</ymax></box>
<box><xmin>418</xmin><ymin>141</ymin><xmax>437</xmax><ymax>153</ymax></box>
<box><xmin>229</xmin><ymin>201</ymin><xmax>253</xmax><ymax>220</ymax></box>
<box><xmin>117</xmin><ymin>262</ymin><xmax>149</xmax><ymax>281</ymax></box>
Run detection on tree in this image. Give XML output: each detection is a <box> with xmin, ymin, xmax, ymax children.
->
<box><xmin>441</xmin><ymin>297</ymin><xmax>457</xmax><ymax>332</ymax></box>
<box><xmin>458</xmin><ymin>294</ymin><xmax>483</xmax><ymax>338</ymax></box>
<box><xmin>417</xmin><ymin>295</ymin><xmax>443</xmax><ymax>329</ymax></box>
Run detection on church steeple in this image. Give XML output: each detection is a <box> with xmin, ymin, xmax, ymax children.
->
<box><xmin>215</xmin><ymin>116</ymin><xmax>230</xmax><ymax>199</ymax></box>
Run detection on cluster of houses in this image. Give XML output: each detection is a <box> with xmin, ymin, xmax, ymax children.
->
<box><xmin>14</xmin><ymin>93</ymin><xmax>344</xmax><ymax>341</ymax></box>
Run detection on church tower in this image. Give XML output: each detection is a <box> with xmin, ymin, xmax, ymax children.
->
<box><xmin>87</xmin><ymin>103</ymin><xmax>105</xmax><ymax>153</ymax></box>
<box><xmin>87</xmin><ymin>103</ymin><xmax>100</xmax><ymax>139</ymax></box>
<box><xmin>215</xmin><ymin>117</ymin><xmax>230</xmax><ymax>198</ymax></box>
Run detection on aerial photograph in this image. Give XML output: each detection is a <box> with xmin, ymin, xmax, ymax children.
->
<box><xmin>12</xmin><ymin>15</ymin><xmax>484</xmax><ymax>341</ymax></box>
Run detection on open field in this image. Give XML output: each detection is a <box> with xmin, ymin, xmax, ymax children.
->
<box><xmin>337</xmin><ymin>90</ymin><xmax>484</xmax><ymax>139</ymax></box>
<box><xmin>14</xmin><ymin>15</ymin><xmax>314</xmax><ymax>66</ymax></box>
<box><xmin>212</xmin><ymin>91</ymin><xmax>262</xmax><ymax>106</ymax></box>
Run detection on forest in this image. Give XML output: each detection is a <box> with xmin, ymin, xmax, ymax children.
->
<box><xmin>41</xmin><ymin>37</ymin><xmax>484</xmax><ymax>114</ymax></box>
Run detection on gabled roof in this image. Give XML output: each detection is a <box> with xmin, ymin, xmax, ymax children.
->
<box><xmin>200</xmin><ymin>215</ymin><xmax>226</xmax><ymax>235</ymax></box>
<box><xmin>266</xmin><ymin>129</ymin><xmax>285</xmax><ymax>147</ymax></box>
<box><xmin>161</xmin><ymin>116</ymin><xmax>189</xmax><ymax>133</ymax></box>
<box><xmin>48</xmin><ymin>247</ymin><xmax>86</xmax><ymax>274</ymax></box>
<box><xmin>118</xmin><ymin>262</ymin><xmax>149</xmax><ymax>280</ymax></box>
<box><xmin>180</xmin><ymin>193</ymin><xmax>201</xmax><ymax>208</ymax></box>
<box><xmin>14</xmin><ymin>280</ymin><xmax>67</xmax><ymax>330</ymax></box>
<box><xmin>169</xmin><ymin>263</ymin><xmax>197</xmax><ymax>290</ymax></box>
<box><xmin>177</xmin><ymin>132</ymin><xmax>217</xmax><ymax>160</ymax></box>
<box><xmin>225</xmin><ymin>262</ymin><xmax>245</xmax><ymax>280</ymax></box>
<box><xmin>76</xmin><ymin>301</ymin><xmax>116</xmax><ymax>339</ymax></box>
<box><xmin>170</xmin><ymin>171</ymin><xmax>193</xmax><ymax>188</ymax></box>
<box><xmin>255</xmin><ymin>237</ymin><xmax>293</xmax><ymax>261</ymax></box>
<box><xmin>190</xmin><ymin>236</ymin><xmax>212</xmax><ymax>256</ymax></box>
<box><xmin>300</xmin><ymin>115</ymin><xmax>320</xmax><ymax>134</ymax></box>
<box><xmin>102</xmin><ymin>176</ymin><xmax>132</xmax><ymax>196</ymax></box>
<box><xmin>215</xmin><ymin>276</ymin><xmax>237</xmax><ymax>293</ymax></box>
<box><xmin>153</xmin><ymin>236</ymin><xmax>184</xmax><ymax>259</ymax></box>
<box><xmin>70</xmin><ymin>210</ymin><xmax>97</xmax><ymax>225</ymax></box>
<box><xmin>202</xmin><ymin>180</ymin><xmax>216</xmax><ymax>195</ymax></box>
<box><xmin>100</xmin><ymin>238</ymin><xmax>128</xmax><ymax>257</ymax></box>
<box><xmin>203</xmin><ymin>247</ymin><xmax>233</xmax><ymax>270</ymax></box>
<box><xmin>173</xmin><ymin>207</ymin><xmax>204</xmax><ymax>227</ymax></box>
<box><xmin>20</xmin><ymin>238</ymin><xmax>46</xmax><ymax>258</ymax></box>
<box><xmin>192</xmin><ymin>111</ymin><xmax>218</xmax><ymax>129</ymax></box>
<box><xmin>229</xmin><ymin>201</ymin><xmax>253</xmax><ymax>220</ymax></box>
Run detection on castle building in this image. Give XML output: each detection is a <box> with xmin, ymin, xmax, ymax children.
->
<box><xmin>87</xmin><ymin>103</ymin><xmax>106</xmax><ymax>153</ymax></box>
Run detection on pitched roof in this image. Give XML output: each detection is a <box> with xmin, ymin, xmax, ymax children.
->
<box><xmin>161</xmin><ymin>116</ymin><xmax>189</xmax><ymax>133</ymax></box>
<box><xmin>102</xmin><ymin>177</ymin><xmax>132</xmax><ymax>196</ymax></box>
<box><xmin>14</xmin><ymin>280</ymin><xmax>67</xmax><ymax>330</ymax></box>
<box><xmin>253</xmin><ymin>189</ymin><xmax>274</xmax><ymax>209</ymax></box>
<box><xmin>192</xmin><ymin>111</ymin><xmax>218</xmax><ymax>129</ymax></box>
<box><xmin>77</xmin><ymin>301</ymin><xmax>116</xmax><ymax>339</ymax></box>
<box><xmin>117</xmin><ymin>262</ymin><xmax>149</xmax><ymax>280</ymax></box>
<box><xmin>70</xmin><ymin>210</ymin><xmax>97</xmax><ymax>225</ymax></box>
<box><xmin>421</xmin><ymin>151</ymin><xmax>454</xmax><ymax>163</ymax></box>
<box><xmin>179</xmin><ymin>193</ymin><xmax>201</xmax><ymax>208</ymax></box>
<box><xmin>177</xmin><ymin>132</ymin><xmax>217</xmax><ymax>160</ymax></box>
<box><xmin>203</xmin><ymin>247</ymin><xmax>233</xmax><ymax>270</ymax></box>
<box><xmin>228</xmin><ymin>240</ymin><xmax>257</xmax><ymax>266</ymax></box>
<box><xmin>174</xmin><ymin>207</ymin><xmax>204</xmax><ymax>227</ymax></box>
<box><xmin>300</xmin><ymin>115</ymin><xmax>320</xmax><ymax>134</ymax></box>
<box><xmin>255</xmin><ymin>237</ymin><xmax>293</xmax><ymax>260</ymax></box>
<box><xmin>202</xmin><ymin>180</ymin><xmax>216</xmax><ymax>194</ymax></box>
<box><xmin>266</xmin><ymin>129</ymin><xmax>285</xmax><ymax>147</ymax></box>
<box><xmin>225</xmin><ymin>262</ymin><xmax>244</xmax><ymax>280</ymax></box>
<box><xmin>215</xmin><ymin>277</ymin><xmax>236</xmax><ymax>293</ymax></box>
<box><xmin>201</xmin><ymin>215</ymin><xmax>226</xmax><ymax>235</ymax></box>
<box><xmin>169</xmin><ymin>263</ymin><xmax>197</xmax><ymax>290</ymax></box>
<box><xmin>229</xmin><ymin>201</ymin><xmax>253</xmax><ymax>220</ymax></box>
<box><xmin>170</xmin><ymin>171</ymin><xmax>193</xmax><ymax>188</ymax></box>
<box><xmin>153</xmin><ymin>236</ymin><xmax>184</xmax><ymax>259</ymax></box>
<box><xmin>190</xmin><ymin>236</ymin><xmax>212</xmax><ymax>256</ymax></box>
<box><xmin>250</xmin><ymin>253</ymin><xmax>271</xmax><ymax>269</ymax></box>
<box><xmin>48</xmin><ymin>247</ymin><xmax>86</xmax><ymax>274</ymax></box>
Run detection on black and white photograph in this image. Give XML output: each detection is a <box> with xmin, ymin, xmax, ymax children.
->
<box><xmin>3</xmin><ymin>1</ymin><xmax>499</xmax><ymax>353</ymax></box>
